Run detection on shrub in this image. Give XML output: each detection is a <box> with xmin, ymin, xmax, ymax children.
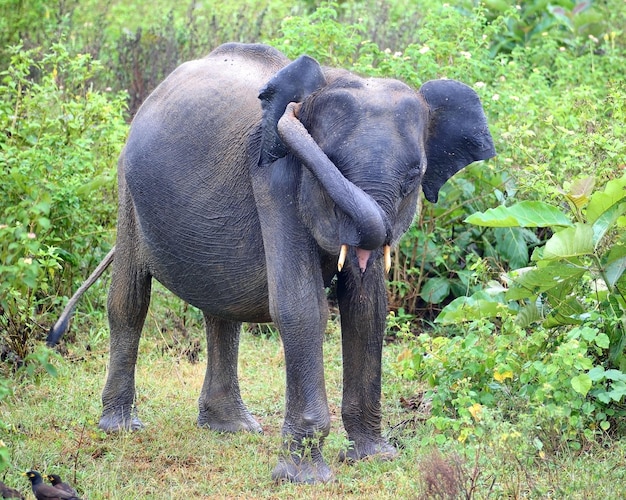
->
<box><xmin>396</xmin><ymin>173</ymin><xmax>626</xmax><ymax>449</ymax></box>
<box><xmin>477</xmin><ymin>0</ymin><xmax>607</xmax><ymax>55</ymax></box>
<box><xmin>0</xmin><ymin>43</ymin><xmax>127</xmax><ymax>359</ymax></box>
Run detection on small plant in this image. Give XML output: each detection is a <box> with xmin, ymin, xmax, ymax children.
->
<box><xmin>273</xmin><ymin>2</ymin><xmax>367</xmax><ymax>66</ymax></box>
<box><xmin>388</xmin><ymin>163</ymin><xmax>515</xmax><ymax>322</ymax></box>
<box><xmin>0</xmin><ymin>377</ymin><xmax>11</xmax><ymax>473</ymax></box>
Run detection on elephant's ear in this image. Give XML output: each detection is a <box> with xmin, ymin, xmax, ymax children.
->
<box><xmin>419</xmin><ymin>79</ymin><xmax>496</xmax><ymax>203</ymax></box>
<box><xmin>258</xmin><ymin>55</ymin><xmax>326</xmax><ymax>167</ymax></box>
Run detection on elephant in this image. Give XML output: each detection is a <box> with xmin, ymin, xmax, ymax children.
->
<box><xmin>48</xmin><ymin>42</ymin><xmax>495</xmax><ymax>483</ymax></box>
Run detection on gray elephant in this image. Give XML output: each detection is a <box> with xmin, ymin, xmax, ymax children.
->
<box><xmin>48</xmin><ymin>42</ymin><xmax>495</xmax><ymax>483</ymax></box>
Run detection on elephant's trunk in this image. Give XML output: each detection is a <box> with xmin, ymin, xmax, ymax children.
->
<box><xmin>277</xmin><ymin>102</ymin><xmax>388</xmax><ymax>252</ymax></box>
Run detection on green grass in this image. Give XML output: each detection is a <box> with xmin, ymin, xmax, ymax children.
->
<box><xmin>2</xmin><ymin>288</ymin><xmax>626</xmax><ymax>498</ymax></box>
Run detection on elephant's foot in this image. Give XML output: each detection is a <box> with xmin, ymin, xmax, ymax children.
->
<box><xmin>198</xmin><ymin>404</ymin><xmax>262</xmax><ymax>433</ymax></box>
<box><xmin>339</xmin><ymin>437</ymin><xmax>398</xmax><ymax>463</ymax></box>
<box><xmin>99</xmin><ymin>405</ymin><xmax>144</xmax><ymax>432</ymax></box>
<box><xmin>272</xmin><ymin>451</ymin><xmax>334</xmax><ymax>484</ymax></box>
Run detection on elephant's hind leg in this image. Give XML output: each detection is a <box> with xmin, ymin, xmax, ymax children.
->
<box><xmin>99</xmin><ymin>247</ymin><xmax>152</xmax><ymax>432</ymax></box>
<box><xmin>197</xmin><ymin>315</ymin><xmax>262</xmax><ymax>433</ymax></box>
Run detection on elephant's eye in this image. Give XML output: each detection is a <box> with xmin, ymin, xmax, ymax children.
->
<box><xmin>401</xmin><ymin>166</ymin><xmax>422</xmax><ymax>196</ymax></box>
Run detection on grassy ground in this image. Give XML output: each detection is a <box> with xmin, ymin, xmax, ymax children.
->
<box><xmin>3</xmin><ymin>287</ymin><xmax>626</xmax><ymax>498</ymax></box>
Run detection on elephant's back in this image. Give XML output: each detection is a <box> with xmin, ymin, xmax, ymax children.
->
<box><xmin>127</xmin><ymin>43</ymin><xmax>289</xmax><ymax>172</ymax></box>
<box><xmin>119</xmin><ymin>44</ymin><xmax>288</xmax><ymax>320</ymax></box>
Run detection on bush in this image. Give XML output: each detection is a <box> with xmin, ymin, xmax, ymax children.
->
<box><xmin>0</xmin><ymin>43</ymin><xmax>127</xmax><ymax>359</ymax></box>
<box><xmin>396</xmin><ymin>173</ymin><xmax>626</xmax><ymax>450</ymax></box>
<box><xmin>477</xmin><ymin>0</ymin><xmax>607</xmax><ymax>55</ymax></box>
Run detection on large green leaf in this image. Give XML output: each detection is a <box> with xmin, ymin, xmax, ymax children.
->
<box><xmin>586</xmin><ymin>175</ymin><xmax>626</xmax><ymax>224</ymax></box>
<box><xmin>420</xmin><ymin>277</ymin><xmax>451</xmax><ymax>304</ymax></box>
<box><xmin>465</xmin><ymin>201</ymin><xmax>573</xmax><ymax>228</ymax></box>
<box><xmin>592</xmin><ymin>201</ymin><xmax>626</xmax><ymax>247</ymax></box>
<box><xmin>543</xmin><ymin>223</ymin><xmax>594</xmax><ymax>260</ymax></box>
<box><xmin>606</xmin><ymin>256</ymin><xmax>626</xmax><ymax>289</ymax></box>
<box><xmin>543</xmin><ymin>296</ymin><xmax>585</xmax><ymax>327</ymax></box>
<box><xmin>494</xmin><ymin>227</ymin><xmax>538</xmax><ymax>269</ymax></box>
<box><xmin>506</xmin><ymin>264</ymin><xmax>587</xmax><ymax>300</ymax></box>
<box><xmin>435</xmin><ymin>294</ymin><xmax>503</xmax><ymax>324</ymax></box>
<box><xmin>516</xmin><ymin>302</ymin><xmax>543</xmax><ymax>328</ymax></box>
<box><xmin>571</xmin><ymin>374</ymin><xmax>592</xmax><ymax>396</ymax></box>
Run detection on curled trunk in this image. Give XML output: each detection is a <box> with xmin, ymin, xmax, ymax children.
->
<box><xmin>277</xmin><ymin>102</ymin><xmax>388</xmax><ymax>252</ymax></box>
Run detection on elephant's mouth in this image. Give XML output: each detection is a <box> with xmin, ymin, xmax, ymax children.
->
<box><xmin>338</xmin><ymin>244</ymin><xmax>391</xmax><ymax>274</ymax></box>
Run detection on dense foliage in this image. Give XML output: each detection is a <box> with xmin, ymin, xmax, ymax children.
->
<box><xmin>1</xmin><ymin>0</ymin><xmax>625</xmax><ymax>476</ymax></box>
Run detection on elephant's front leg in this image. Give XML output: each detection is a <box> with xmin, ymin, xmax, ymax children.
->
<box><xmin>337</xmin><ymin>259</ymin><xmax>398</xmax><ymax>462</ymax></box>
<box><xmin>268</xmin><ymin>261</ymin><xmax>333</xmax><ymax>483</ymax></box>
<box><xmin>253</xmin><ymin>166</ymin><xmax>333</xmax><ymax>483</ymax></box>
<box><xmin>198</xmin><ymin>315</ymin><xmax>262</xmax><ymax>433</ymax></box>
<box><xmin>272</xmin><ymin>324</ymin><xmax>332</xmax><ymax>483</ymax></box>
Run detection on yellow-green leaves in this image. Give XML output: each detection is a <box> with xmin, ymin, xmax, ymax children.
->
<box><xmin>543</xmin><ymin>223</ymin><xmax>594</xmax><ymax>260</ymax></box>
<box><xmin>565</xmin><ymin>176</ymin><xmax>595</xmax><ymax>211</ymax></box>
<box><xmin>465</xmin><ymin>201</ymin><xmax>573</xmax><ymax>228</ymax></box>
<box><xmin>442</xmin><ymin>174</ymin><xmax>626</xmax><ymax>342</ymax></box>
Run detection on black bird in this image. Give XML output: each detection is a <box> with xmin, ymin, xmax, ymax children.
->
<box><xmin>46</xmin><ymin>475</ymin><xmax>78</xmax><ymax>497</ymax></box>
<box><xmin>22</xmin><ymin>471</ymin><xmax>81</xmax><ymax>500</ymax></box>
<box><xmin>0</xmin><ymin>480</ymin><xmax>24</xmax><ymax>499</ymax></box>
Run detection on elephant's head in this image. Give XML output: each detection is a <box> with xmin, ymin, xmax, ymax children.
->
<box><xmin>259</xmin><ymin>56</ymin><xmax>495</xmax><ymax>274</ymax></box>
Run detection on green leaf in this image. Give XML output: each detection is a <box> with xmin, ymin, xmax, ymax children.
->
<box><xmin>77</xmin><ymin>173</ymin><xmax>114</xmax><ymax>195</ymax></box>
<box><xmin>577</xmin><ymin>326</ymin><xmax>598</xmax><ymax>341</ymax></box>
<box><xmin>586</xmin><ymin>175</ymin><xmax>626</xmax><ymax>224</ymax></box>
<box><xmin>0</xmin><ymin>445</ymin><xmax>10</xmax><ymax>473</ymax></box>
<box><xmin>543</xmin><ymin>297</ymin><xmax>584</xmax><ymax>327</ymax></box>
<box><xmin>588</xmin><ymin>366</ymin><xmax>605</xmax><ymax>382</ymax></box>
<box><xmin>435</xmin><ymin>295</ymin><xmax>502</xmax><ymax>324</ymax></box>
<box><xmin>607</xmin><ymin>381</ymin><xmax>626</xmax><ymax>402</ymax></box>
<box><xmin>515</xmin><ymin>302</ymin><xmax>543</xmax><ymax>328</ymax></box>
<box><xmin>571</xmin><ymin>374</ymin><xmax>592</xmax><ymax>396</ymax></box>
<box><xmin>543</xmin><ymin>223</ymin><xmax>594</xmax><ymax>260</ymax></box>
<box><xmin>604</xmin><ymin>369</ymin><xmax>626</xmax><ymax>381</ymax></box>
<box><xmin>603</xmin><ymin>243</ymin><xmax>626</xmax><ymax>288</ymax></box>
<box><xmin>484</xmin><ymin>0</ymin><xmax>512</xmax><ymax>13</ymax></box>
<box><xmin>595</xmin><ymin>333</ymin><xmax>610</xmax><ymax>349</ymax></box>
<box><xmin>465</xmin><ymin>201</ymin><xmax>573</xmax><ymax>228</ymax></box>
<box><xmin>506</xmin><ymin>264</ymin><xmax>586</xmax><ymax>300</ymax></box>
<box><xmin>33</xmin><ymin>199</ymin><xmax>51</xmax><ymax>215</ymax></box>
<box><xmin>494</xmin><ymin>227</ymin><xmax>536</xmax><ymax>269</ymax></box>
<box><xmin>591</xmin><ymin>201</ymin><xmax>626</xmax><ymax>247</ymax></box>
<box><xmin>38</xmin><ymin>217</ymin><xmax>51</xmax><ymax>230</ymax></box>
<box><xmin>420</xmin><ymin>277</ymin><xmax>451</xmax><ymax>304</ymax></box>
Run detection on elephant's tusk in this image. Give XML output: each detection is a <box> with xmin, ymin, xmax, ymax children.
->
<box><xmin>384</xmin><ymin>245</ymin><xmax>391</xmax><ymax>274</ymax></box>
<box><xmin>337</xmin><ymin>244</ymin><xmax>390</xmax><ymax>273</ymax></box>
<box><xmin>338</xmin><ymin>244</ymin><xmax>348</xmax><ymax>272</ymax></box>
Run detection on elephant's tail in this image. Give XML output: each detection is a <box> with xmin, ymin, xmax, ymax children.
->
<box><xmin>46</xmin><ymin>246</ymin><xmax>116</xmax><ymax>347</ymax></box>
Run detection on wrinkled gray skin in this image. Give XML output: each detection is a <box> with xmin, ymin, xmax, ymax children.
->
<box><xmin>90</xmin><ymin>43</ymin><xmax>495</xmax><ymax>483</ymax></box>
